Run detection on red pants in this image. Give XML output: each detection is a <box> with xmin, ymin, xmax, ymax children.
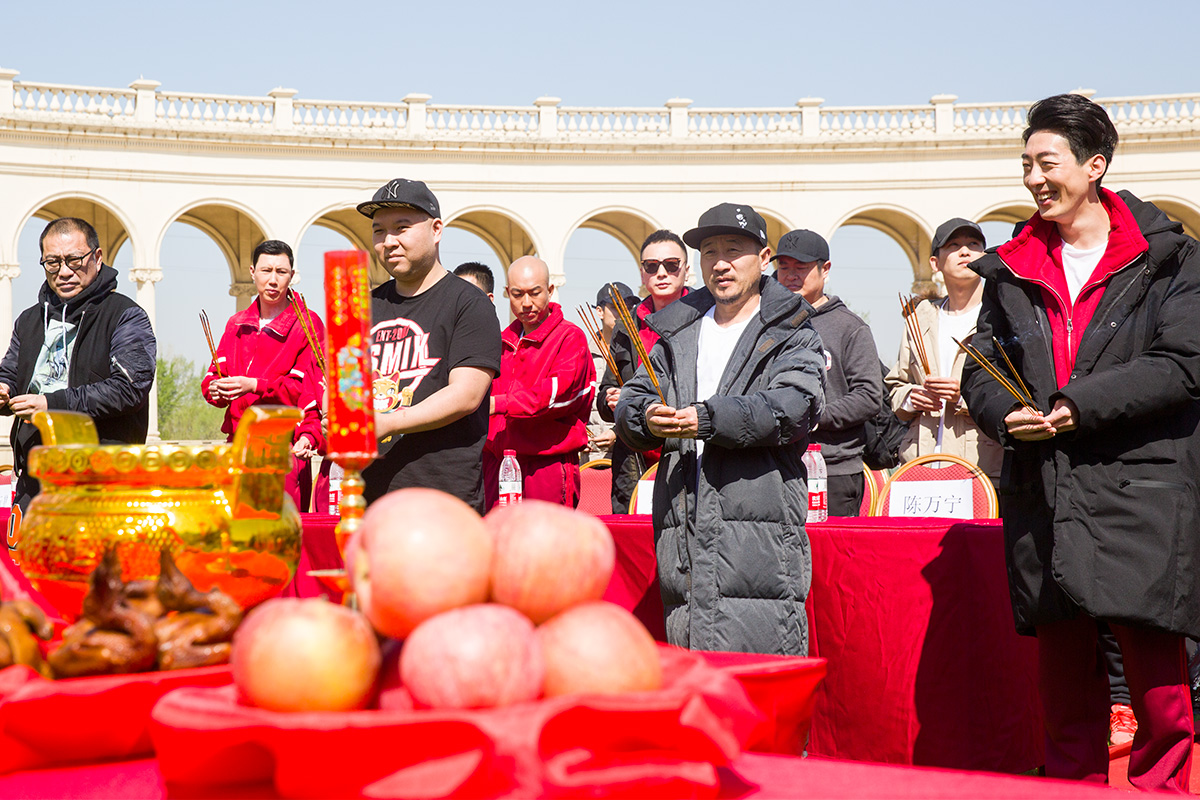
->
<box><xmin>482</xmin><ymin>451</ymin><xmax>580</xmax><ymax>511</ymax></box>
<box><xmin>1037</xmin><ymin>616</ymin><xmax>1193</xmax><ymax>790</ymax></box>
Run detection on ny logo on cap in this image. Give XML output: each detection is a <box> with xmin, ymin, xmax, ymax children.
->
<box><xmin>383</xmin><ymin>179</ymin><xmax>408</xmax><ymax>200</ymax></box>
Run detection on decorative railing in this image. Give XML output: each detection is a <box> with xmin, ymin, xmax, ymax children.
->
<box><xmin>2</xmin><ymin>70</ymin><xmax>1197</xmax><ymax>146</ymax></box>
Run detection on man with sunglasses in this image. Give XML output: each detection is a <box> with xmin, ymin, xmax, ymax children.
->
<box><xmin>0</xmin><ymin>217</ymin><xmax>156</xmax><ymax>511</ymax></box>
<box><xmin>773</xmin><ymin>229</ymin><xmax>882</xmax><ymax>516</ymax></box>
<box><xmin>596</xmin><ymin>230</ymin><xmax>690</xmax><ymax>511</ymax></box>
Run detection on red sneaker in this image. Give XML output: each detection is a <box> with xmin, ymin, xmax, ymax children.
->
<box><xmin>1110</xmin><ymin>703</ymin><xmax>1137</xmax><ymax>747</ymax></box>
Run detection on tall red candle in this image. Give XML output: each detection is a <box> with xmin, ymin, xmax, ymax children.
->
<box><xmin>324</xmin><ymin>250</ymin><xmax>376</xmax><ymax>554</ymax></box>
<box><xmin>324</xmin><ymin>250</ymin><xmax>377</xmax><ymax>467</ymax></box>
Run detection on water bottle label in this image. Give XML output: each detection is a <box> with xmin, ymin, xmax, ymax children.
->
<box><xmin>329</xmin><ymin>479</ymin><xmax>342</xmax><ymax>515</ymax></box>
<box><xmin>498</xmin><ymin>480</ymin><xmax>522</xmax><ymax>506</ymax></box>
<box><xmin>808</xmin><ymin>479</ymin><xmax>827</xmax><ymax>511</ymax></box>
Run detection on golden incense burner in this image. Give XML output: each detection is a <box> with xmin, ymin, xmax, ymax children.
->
<box><xmin>14</xmin><ymin>406</ymin><xmax>302</xmax><ymax>621</ymax></box>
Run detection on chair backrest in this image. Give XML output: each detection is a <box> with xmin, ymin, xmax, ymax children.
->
<box><xmin>860</xmin><ymin>466</ymin><xmax>885</xmax><ymax>517</ymax></box>
<box><xmin>577</xmin><ymin>459</ymin><xmax>613</xmax><ymax>516</ymax></box>
<box><xmin>876</xmin><ymin>454</ymin><xmax>998</xmax><ymax>519</ymax></box>
<box><xmin>628</xmin><ymin>462</ymin><xmax>659</xmax><ymax>515</ymax></box>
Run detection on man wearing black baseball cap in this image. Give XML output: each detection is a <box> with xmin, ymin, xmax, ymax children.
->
<box><xmin>772</xmin><ymin>229</ymin><xmax>882</xmax><ymax>517</ymax></box>
<box><xmin>357</xmin><ymin>178</ymin><xmax>501</xmax><ymax>512</ymax></box>
<box><xmin>885</xmin><ymin>218</ymin><xmax>1001</xmax><ymax>481</ymax></box>
<box><xmin>616</xmin><ymin>203</ymin><xmax>825</xmax><ymax>656</ymax></box>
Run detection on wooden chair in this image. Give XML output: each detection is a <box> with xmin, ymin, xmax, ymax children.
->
<box><xmin>577</xmin><ymin>458</ymin><xmax>613</xmax><ymax>516</ymax></box>
<box><xmin>628</xmin><ymin>462</ymin><xmax>659</xmax><ymax>515</ymax></box>
<box><xmin>860</xmin><ymin>466</ymin><xmax>886</xmax><ymax>517</ymax></box>
<box><xmin>876</xmin><ymin>454</ymin><xmax>998</xmax><ymax>519</ymax></box>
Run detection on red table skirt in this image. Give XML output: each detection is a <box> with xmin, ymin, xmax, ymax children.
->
<box><xmin>0</xmin><ymin>750</ymin><xmax>1119</xmax><ymax>800</ymax></box>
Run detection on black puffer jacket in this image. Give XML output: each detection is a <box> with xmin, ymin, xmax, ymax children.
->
<box><xmin>616</xmin><ymin>277</ymin><xmax>825</xmax><ymax>655</ymax></box>
<box><xmin>0</xmin><ymin>265</ymin><xmax>156</xmax><ymax>509</ymax></box>
<box><xmin>962</xmin><ymin>192</ymin><xmax>1200</xmax><ymax>638</ymax></box>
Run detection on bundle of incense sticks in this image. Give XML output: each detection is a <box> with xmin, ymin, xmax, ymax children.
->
<box><xmin>953</xmin><ymin>336</ymin><xmax>1041</xmax><ymax>415</ymax></box>
<box><xmin>199</xmin><ymin>310</ymin><xmax>223</xmax><ymax>378</ymax></box>
<box><xmin>576</xmin><ymin>304</ymin><xmax>621</xmax><ymax>386</ymax></box>
<box><xmin>288</xmin><ymin>289</ymin><xmax>328</xmax><ymax>375</ymax></box>
<box><xmin>608</xmin><ymin>287</ymin><xmax>665</xmax><ymax>406</ymax></box>
<box><xmin>899</xmin><ymin>293</ymin><xmax>931</xmax><ymax>376</ymax></box>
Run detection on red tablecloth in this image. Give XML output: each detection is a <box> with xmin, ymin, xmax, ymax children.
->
<box><xmin>582</xmin><ymin>515</ymin><xmax>1044</xmax><ymax>774</ymax></box>
<box><xmin>0</xmin><ymin>750</ymin><xmax>1120</xmax><ymax>800</ymax></box>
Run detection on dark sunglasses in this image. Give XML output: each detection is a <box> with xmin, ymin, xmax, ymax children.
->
<box><xmin>640</xmin><ymin>258</ymin><xmax>682</xmax><ymax>275</ymax></box>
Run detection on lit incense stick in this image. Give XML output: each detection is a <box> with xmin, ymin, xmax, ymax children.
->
<box><xmin>953</xmin><ymin>337</ymin><xmax>1041</xmax><ymax>415</ymax></box>
<box><xmin>199</xmin><ymin>310</ymin><xmax>223</xmax><ymax>378</ymax></box>
<box><xmin>609</xmin><ymin>287</ymin><xmax>665</xmax><ymax>406</ymax></box>
<box><xmin>576</xmin><ymin>304</ymin><xmax>621</xmax><ymax>386</ymax></box>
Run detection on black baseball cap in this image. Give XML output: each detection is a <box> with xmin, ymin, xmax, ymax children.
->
<box><xmin>683</xmin><ymin>203</ymin><xmax>768</xmax><ymax>249</ymax></box>
<box><xmin>931</xmin><ymin>218</ymin><xmax>985</xmax><ymax>253</ymax></box>
<box><xmin>357</xmin><ymin>178</ymin><xmax>441</xmax><ymax>219</ymax></box>
<box><xmin>771</xmin><ymin>229</ymin><xmax>830</xmax><ymax>264</ymax></box>
<box><xmin>596</xmin><ymin>282</ymin><xmax>637</xmax><ymax>309</ymax></box>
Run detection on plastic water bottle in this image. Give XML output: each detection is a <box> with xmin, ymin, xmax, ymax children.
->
<box><xmin>498</xmin><ymin>449</ymin><xmax>523</xmax><ymax>506</ymax></box>
<box><xmin>328</xmin><ymin>461</ymin><xmax>344</xmax><ymax>515</ymax></box>
<box><xmin>803</xmin><ymin>444</ymin><xmax>828</xmax><ymax>523</ymax></box>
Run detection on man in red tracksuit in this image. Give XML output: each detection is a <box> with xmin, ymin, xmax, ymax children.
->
<box><xmin>202</xmin><ymin>240</ymin><xmax>325</xmax><ymax>511</ymax></box>
<box><xmin>484</xmin><ymin>256</ymin><xmax>596</xmax><ymax>508</ymax></box>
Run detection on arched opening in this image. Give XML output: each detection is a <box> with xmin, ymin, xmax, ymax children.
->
<box><xmin>977</xmin><ymin>202</ymin><xmax>1035</xmax><ymax>249</ymax></box>
<box><xmin>446</xmin><ymin>208</ymin><xmax>539</xmax><ymax>268</ymax></box>
<box><xmin>558</xmin><ymin>208</ymin><xmax>664</xmax><ymax>329</ymax></box>
<box><xmin>827</xmin><ymin>222</ymin><xmax>927</xmax><ymax>364</ymax></box>
<box><xmin>1145</xmin><ymin>197</ymin><xmax>1200</xmax><ymax>239</ymax></box>
<box><xmin>440</xmin><ymin>226</ymin><xmax>506</xmax><ymax>326</ymax></box>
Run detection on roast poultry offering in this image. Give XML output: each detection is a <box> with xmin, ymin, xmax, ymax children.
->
<box><xmin>43</xmin><ymin>548</ymin><xmax>243</xmax><ymax>679</ymax></box>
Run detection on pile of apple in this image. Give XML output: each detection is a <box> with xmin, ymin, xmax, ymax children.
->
<box><xmin>232</xmin><ymin>489</ymin><xmax>662</xmax><ymax>712</ymax></box>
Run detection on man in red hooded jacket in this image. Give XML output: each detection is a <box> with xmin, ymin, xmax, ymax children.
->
<box><xmin>962</xmin><ymin>94</ymin><xmax>1200</xmax><ymax>791</ymax></box>
<box><xmin>484</xmin><ymin>256</ymin><xmax>595</xmax><ymax>508</ymax></box>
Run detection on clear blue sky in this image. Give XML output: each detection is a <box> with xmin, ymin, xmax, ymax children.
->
<box><xmin>6</xmin><ymin>0</ymin><xmax>1200</xmax><ymax>367</ymax></box>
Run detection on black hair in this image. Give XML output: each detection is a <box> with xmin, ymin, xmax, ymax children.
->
<box><xmin>1023</xmin><ymin>94</ymin><xmax>1118</xmax><ymax>188</ymax></box>
<box><xmin>640</xmin><ymin>229</ymin><xmax>687</xmax><ymax>259</ymax></box>
<box><xmin>454</xmin><ymin>261</ymin><xmax>495</xmax><ymax>294</ymax></box>
<box><xmin>39</xmin><ymin>217</ymin><xmax>100</xmax><ymax>254</ymax></box>
<box><xmin>252</xmin><ymin>239</ymin><xmax>294</xmax><ymax>269</ymax></box>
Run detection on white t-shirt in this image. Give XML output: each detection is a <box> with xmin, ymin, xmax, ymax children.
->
<box><xmin>935</xmin><ymin>303</ymin><xmax>980</xmax><ymax>450</ymax></box>
<box><xmin>695</xmin><ymin>307</ymin><xmax>753</xmax><ymax>459</ymax></box>
<box><xmin>1062</xmin><ymin>241</ymin><xmax>1106</xmax><ymax>304</ymax></box>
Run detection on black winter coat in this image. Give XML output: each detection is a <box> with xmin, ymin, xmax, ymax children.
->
<box><xmin>0</xmin><ymin>265</ymin><xmax>156</xmax><ymax>509</ymax></box>
<box><xmin>616</xmin><ymin>278</ymin><xmax>825</xmax><ymax>655</ymax></box>
<box><xmin>962</xmin><ymin>192</ymin><xmax>1200</xmax><ymax>638</ymax></box>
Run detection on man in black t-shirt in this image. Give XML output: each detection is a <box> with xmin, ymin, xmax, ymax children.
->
<box><xmin>357</xmin><ymin>179</ymin><xmax>501</xmax><ymax>512</ymax></box>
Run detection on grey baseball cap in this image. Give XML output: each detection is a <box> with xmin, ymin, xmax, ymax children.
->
<box><xmin>770</xmin><ymin>229</ymin><xmax>830</xmax><ymax>264</ymax></box>
<box><xmin>931</xmin><ymin>218</ymin><xmax>985</xmax><ymax>252</ymax></box>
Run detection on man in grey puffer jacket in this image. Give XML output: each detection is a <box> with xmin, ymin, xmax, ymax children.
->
<box><xmin>773</xmin><ymin>230</ymin><xmax>882</xmax><ymax>516</ymax></box>
<box><xmin>616</xmin><ymin>203</ymin><xmax>825</xmax><ymax>656</ymax></box>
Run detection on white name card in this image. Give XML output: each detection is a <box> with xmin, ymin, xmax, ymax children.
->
<box><xmin>634</xmin><ymin>479</ymin><xmax>655</xmax><ymax>515</ymax></box>
<box><xmin>887</xmin><ymin>478</ymin><xmax>974</xmax><ymax>519</ymax></box>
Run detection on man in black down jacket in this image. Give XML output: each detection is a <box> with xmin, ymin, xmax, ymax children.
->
<box><xmin>0</xmin><ymin>218</ymin><xmax>156</xmax><ymax>511</ymax></box>
<box><xmin>961</xmin><ymin>94</ymin><xmax>1200</xmax><ymax>791</ymax></box>
<box><xmin>616</xmin><ymin>203</ymin><xmax>825</xmax><ymax>656</ymax></box>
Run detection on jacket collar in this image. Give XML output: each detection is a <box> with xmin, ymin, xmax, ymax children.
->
<box><xmin>502</xmin><ymin>302</ymin><xmax>564</xmax><ymax>348</ymax></box>
<box><xmin>647</xmin><ymin>276</ymin><xmax>813</xmax><ymax>337</ymax></box>
<box><xmin>996</xmin><ymin>188</ymin><xmax>1149</xmax><ymax>289</ymax></box>
<box><xmin>232</xmin><ymin>297</ymin><xmax>298</xmax><ymax>339</ymax></box>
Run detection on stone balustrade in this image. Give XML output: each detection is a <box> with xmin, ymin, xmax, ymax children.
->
<box><xmin>3</xmin><ymin>70</ymin><xmax>1197</xmax><ymax>144</ymax></box>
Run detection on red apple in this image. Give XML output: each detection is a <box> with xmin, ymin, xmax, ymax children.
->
<box><xmin>400</xmin><ymin>604</ymin><xmax>543</xmax><ymax>709</ymax></box>
<box><xmin>537</xmin><ymin>601</ymin><xmax>662</xmax><ymax>697</ymax></box>
<box><xmin>485</xmin><ymin>500</ymin><xmax>615</xmax><ymax>623</ymax></box>
<box><xmin>232</xmin><ymin>598</ymin><xmax>381</xmax><ymax>712</ymax></box>
<box><xmin>351</xmin><ymin>488</ymin><xmax>492</xmax><ymax>639</ymax></box>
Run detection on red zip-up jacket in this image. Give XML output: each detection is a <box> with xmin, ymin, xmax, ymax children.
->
<box><xmin>487</xmin><ymin>303</ymin><xmax>596</xmax><ymax>457</ymax></box>
<box><xmin>201</xmin><ymin>299</ymin><xmax>326</xmax><ymax>440</ymax></box>
<box><xmin>996</xmin><ymin>188</ymin><xmax>1149</xmax><ymax>388</ymax></box>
